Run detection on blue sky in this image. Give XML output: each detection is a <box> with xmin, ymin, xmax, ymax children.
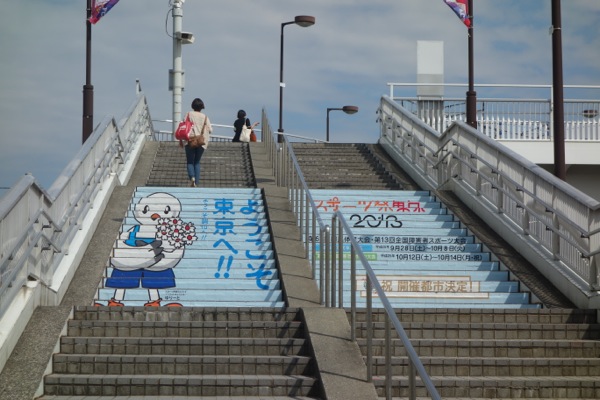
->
<box><xmin>0</xmin><ymin>0</ymin><xmax>599</xmax><ymax>192</ymax></box>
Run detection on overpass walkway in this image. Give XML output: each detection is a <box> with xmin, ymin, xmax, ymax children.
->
<box><xmin>0</xmin><ymin>140</ymin><xmax>594</xmax><ymax>399</ymax></box>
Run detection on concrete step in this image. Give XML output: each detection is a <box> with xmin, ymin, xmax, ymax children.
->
<box><xmin>58</xmin><ymin>336</ymin><xmax>309</xmax><ymax>356</ymax></box>
<box><xmin>39</xmin><ymin>397</ymin><xmax>317</xmax><ymax>400</ymax></box>
<box><xmin>73</xmin><ymin>306</ymin><xmax>302</xmax><ymax>322</ymax></box>
<box><xmin>66</xmin><ymin>320</ymin><xmax>304</xmax><ymax>338</ymax></box>
<box><xmin>369</xmin><ymin>356</ymin><xmax>600</xmax><ymax>377</ymax></box>
<box><xmin>357</xmin><ymin>338</ymin><xmax>600</xmax><ymax>358</ymax></box>
<box><xmin>354</xmin><ymin>321</ymin><xmax>600</xmax><ymax>340</ymax></box>
<box><xmin>351</xmin><ymin>308</ymin><xmax>598</xmax><ymax>324</ymax></box>
<box><xmin>51</xmin><ymin>354</ymin><xmax>314</xmax><ymax>376</ymax></box>
<box><xmin>45</xmin><ymin>308</ymin><xmax>322</xmax><ymax>399</ymax></box>
<box><xmin>43</xmin><ymin>374</ymin><xmax>318</xmax><ymax>397</ymax></box>
<box><xmin>372</xmin><ymin>375</ymin><xmax>600</xmax><ymax>398</ymax></box>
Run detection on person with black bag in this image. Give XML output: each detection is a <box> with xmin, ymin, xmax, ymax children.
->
<box><xmin>180</xmin><ymin>98</ymin><xmax>212</xmax><ymax>187</ymax></box>
<box><xmin>232</xmin><ymin>109</ymin><xmax>259</xmax><ymax>142</ymax></box>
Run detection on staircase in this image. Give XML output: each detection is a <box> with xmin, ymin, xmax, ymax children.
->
<box><xmin>292</xmin><ymin>142</ymin><xmax>600</xmax><ymax>398</ymax></box>
<box><xmin>42</xmin><ymin>307</ymin><xmax>321</xmax><ymax>398</ymax></box>
<box><xmin>292</xmin><ymin>143</ymin><xmax>405</xmax><ymax>189</ymax></box>
<box><xmin>354</xmin><ymin>308</ymin><xmax>600</xmax><ymax>399</ymax></box>
<box><xmin>24</xmin><ymin>141</ymin><xmax>600</xmax><ymax>399</ymax></box>
<box><xmin>146</xmin><ymin>142</ymin><xmax>255</xmax><ymax>188</ymax></box>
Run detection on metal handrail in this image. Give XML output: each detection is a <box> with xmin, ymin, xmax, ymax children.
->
<box><xmin>387</xmin><ymin>83</ymin><xmax>600</xmax><ymax>143</ymax></box>
<box><xmin>0</xmin><ymin>89</ymin><xmax>152</xmax><ymax>321</ymax></box>
<box><xmin>262</xmin><ymin>108</ymin><xmax>441</xmax><ymax>399</ymax></box>
<box><xmin>379</xmin><ymin>95</ymin><xmax>600</xmax><ymax>294</ymax></box>
<box><xmin>332</xmin><ymin>212</ymin><xmax>441</xmax><ymax>400</ymax></box>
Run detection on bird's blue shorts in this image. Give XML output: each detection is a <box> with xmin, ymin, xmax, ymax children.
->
<box><xmin>105</xmin><ymin>268</ymin><xmax>176</xmax><ymax>289</ymax></box>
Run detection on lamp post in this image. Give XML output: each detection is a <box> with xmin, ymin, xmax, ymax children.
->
<box><xmin>326</xmin><ymin>105</ymin><xmax>359</xmax><ymax>142</ymax></box>
<box><xmin>278</xmin><ymin>15</ymin><xmax>315</xmax><ymax>143</ymax></box>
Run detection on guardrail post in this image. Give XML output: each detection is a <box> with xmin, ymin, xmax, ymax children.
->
<box><xmin>338</xmin><ymin>218</ymin><xmax>344</xmax><ymax>308</ymax></box>
<box><xmin>551</xmin><ymin>212</ymin><xmax>560</xmax><ymax>260</ymax></box>
<box><xmin>324</xmin><ymin>225</ymin><xmax>331</xmax><ymax>307</ymax></box>
<box><xmin>319</xmin><ymin>225</ymin><xmax>326</xmax><ymax>304</ymax></box>
<box><xmin>366</xmin><ymin>275</ymin><xmax>373</xmax><ymax>382</ymax></box>
<box><xmin>350</xmin><ymin>244</ymin><xmax>356</xmax><ymax>341</ymax></box>
<box><xmin>330</xmin><ymin>219</ymin><xmax>337</xmax><ymax>308</ymax></box>
<box><xmin>590</xmin><ymin>255</ymin><xmax>599</xmax><ymax>290</ymax></box>
<box><xmin>385</xmin><ymin>314</ymin><xmax>392</xmax><ymax>400</ymax></box>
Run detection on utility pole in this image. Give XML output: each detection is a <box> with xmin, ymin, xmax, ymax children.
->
<box><xmin>465</xmin><ymin>0</ymin><xmax>477</xmax><ymax>129</ymax></box>
<box><xmin>82</xmin><ymin>0</ymin><xmax>94</xmax><ymax>143</ymax></box>
<box><xmin>169</xmin><ymin>0</ymin><xmax>195</xmax><ymax>136</ymax></box>
<box><xmin>551</xmin><ymin>0</ymin><xmax>566</xmax><ymax>180</ymax></box>
<box><xmin>171</xmin><ymin>0</ymin><xmax>184</xmax><ymax>137</ymax></box>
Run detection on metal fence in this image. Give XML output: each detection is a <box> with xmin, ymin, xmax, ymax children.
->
<box><xmin>388</xmin><ymin>83</ymin><xmax>600</xmax><ymax>141</ymax></box>
<box><xmin>0</xmin><ymin>92</ymin><xmax>153</xmax><ymax>321</ymax></box>
<box><xmin>150</xmin><ymin>119</ymin><xmax>265</xmax><ymax>143</ymax></box>
<box><xmin>378</xmin><ymin>95</ymin><xmax>600</xmax><ymax>306</ymax></box>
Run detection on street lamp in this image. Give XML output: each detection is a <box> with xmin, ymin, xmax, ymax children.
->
<box><xmin>278</xmin><ymin>15</ymin><xmax>316</xmax><ymax>143</ymax></box>
<box><xmin>326</xmin><ymin>105</ymin><xmax>359</xmax><ymax>142</ymax></box>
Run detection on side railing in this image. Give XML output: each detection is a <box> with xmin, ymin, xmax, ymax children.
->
<box><xmin>150</xmin><ymin>120</ymin><xmax>262</xmax><ymax>143</ymax></box>
<box><xmin>262</xmin><ymin>109</ymin><xmax>441</xmax><ymax>400</ymax></box>
<box><xmin>378</xmin><ymin>95</ymin><xmax>600</xmax><ymax>304</ymax></box>
<box><xmin>388</xmin><ymin>83</ymin><xmax>600</xmax><ymax>141</ymax></box>
<box><xmin>0</xmin><ymin>91</ymin><xmax>153</xmax><ymax>321</ymax></box>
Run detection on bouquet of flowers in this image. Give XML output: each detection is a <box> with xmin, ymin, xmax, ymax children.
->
<box><xmin>156</xmin><ymin>217</ymin><xmax>197</xmax><ymax>249</ymax></box>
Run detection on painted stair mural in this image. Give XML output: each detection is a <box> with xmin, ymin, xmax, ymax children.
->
<box><xmin>308</xmin><ymin>189</ymin><xmax>541</xmax><ymax>309</ymax></box>
<box><xmin>94</xmin><ymin>187</ymin><xmax>284</xmax><ymax>308</ymax></box>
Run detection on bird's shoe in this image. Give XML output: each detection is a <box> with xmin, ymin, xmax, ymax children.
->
<box><xmin>165</xmin><ymin>302</ymin><xmax>183</xmax><ymax>307</ymax></box>
<box><xmin>144</xmin><ymin>298</ymin><xmax>162</xmax><ymax>307</ymax></box>
<box><xmin>94</xmin><ymin>298</ymin><xmax>124</xmax><ymax>307</ymax></box>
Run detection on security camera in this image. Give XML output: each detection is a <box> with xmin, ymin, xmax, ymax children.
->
<box><xmin>178</xmin><ymin>32</ymin><xmax>195</xmax><ymax>44</ymax></box>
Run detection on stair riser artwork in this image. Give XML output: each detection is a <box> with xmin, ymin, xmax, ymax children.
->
<box><xmin>306</xmin><ymin>189</ymin><xmax>537</xmax><ymax>308</ymax></box>
<box><xmin>94</xmin><ymin>188</ymin><xmax>279</xmax><ymax>307</ymax></box>
<box><xmin>335</xmin><ymin>280</ymin><xmax>520</xmax><ymax>292</ymax></box>
<box><xmin>313</xmin><ymin>242</ymin><xmax>481</xmax><ymax>253</ymax></box>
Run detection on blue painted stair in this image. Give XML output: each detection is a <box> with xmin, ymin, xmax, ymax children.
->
<box><xmin>307</xmin><ymin>189</ymin><xmax>540</xmax><ymax>309</ymax></box>
<box><xmin>94</xmin><ymin>187</ymin><xmax>284</xmax><ymax>307</ymax></box>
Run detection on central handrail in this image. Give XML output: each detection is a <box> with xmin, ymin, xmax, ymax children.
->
<box><xmin>332</xmin><ymin>211</ymin><xmax>441</xmax><ymax>400</ymax></box>
<box><xmin>262</xmin><ymin>108</ymin><xmax>441</xmax><ymax>399</ymax></box>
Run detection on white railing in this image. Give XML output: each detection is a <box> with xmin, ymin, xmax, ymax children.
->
<box><xmin>0</xmin><ymin>91</ymin><xmax>153</xmax><ymax>321</ymax></box>
<box><xmin>150</xmin><ymin>120</ymin><xmax>266</xmax><ymax>143</ymax></box>
<box><xmin>378</xmin><ymin>95</ymin><xmax>600</xmax><ymax>309</ymax></box>
<box><xmin>388</xmin><ymin>83</ymin><xmax>600</xmax><ymax>142</ymax></box>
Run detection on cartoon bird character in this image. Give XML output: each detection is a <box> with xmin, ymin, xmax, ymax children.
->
<box><xmin>100</xmin><ymin>192</ymin><xmax>195</xmax><ymax>307</ymax></box>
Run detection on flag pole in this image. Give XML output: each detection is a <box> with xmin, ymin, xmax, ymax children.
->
<box><xmin>465</xmin><ymin>0</ymin><xmax>477</xmax><ymax>128</ymax></box>
<box><xmin>82</xmin><ymin>0</ymin><xmax>94</xmax><ymax>143</ymax></box>
<box><xmin>551</xmin><ymin>0</ymin><xmax>565</xmax><ymax>180</ymax></box>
